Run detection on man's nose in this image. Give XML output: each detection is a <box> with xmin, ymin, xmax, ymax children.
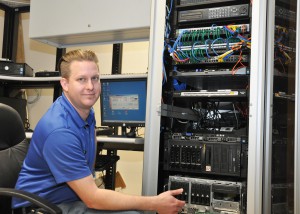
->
<box><xmin>86</xmin><ymin>79</ymin><xmax>94</xmax><ymax>89</ymax></box>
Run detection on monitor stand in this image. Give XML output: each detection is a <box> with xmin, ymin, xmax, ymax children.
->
<box><xmin>120</xmin><ymin>126</ymin><xmax>136</xmax><ymax>138</ymax></box>
<box><xmin>108</xmin><ymin>127</ymin><xmax>138</xmax><ymax>138</ymax></box>
<box><xmin>126</xmin><ymin>127</ymin><xmax>137</xmax><ymax>138</ymax></box>
<box><xmin>121</xmin><ymin>126</ymin><xmax>127</xmax><ymax>137</ymax></box>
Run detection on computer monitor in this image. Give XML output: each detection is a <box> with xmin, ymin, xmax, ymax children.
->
<box><xmin>100</xmin><ymin>75</ymin><xmax>147</xmax><ymax>136</ymax></box>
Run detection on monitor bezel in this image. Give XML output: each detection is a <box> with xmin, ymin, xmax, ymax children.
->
<box><xmin>100</xmin><ymin>75</ymin><xmax>147</xmax><ymax>128</ymax></box>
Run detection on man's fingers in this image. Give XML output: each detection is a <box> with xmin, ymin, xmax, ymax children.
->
<box><xmin>170</xmin><ymin>188</ymin><xmax>184</xmax><ymax>196</ymax></box>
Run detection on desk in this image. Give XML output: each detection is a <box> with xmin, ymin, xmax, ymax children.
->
<box><xmin>97</xmin><ymin>136</ymin><xmax>144</xmax><ymax>151</ymax></box>
<box><xmin>26</xmin><ymin>132</ymin><xmax>145</xmax><ymax>151</ymax></box>
<box><xmin>25</xmin><ymin>132</ymin><xmax>33</xmax><ymax>139</ymax></box>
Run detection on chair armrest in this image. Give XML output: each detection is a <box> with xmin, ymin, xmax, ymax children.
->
<box><xmin>0</xmin><ymin>188</ymin><xmax>62</xmax><ymax>214</ymax></box>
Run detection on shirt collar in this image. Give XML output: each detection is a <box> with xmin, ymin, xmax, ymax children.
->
<box><xmin>60</xmin><ymin>93</ymin><xmax>95</xmax><ymax>129</ymax></box>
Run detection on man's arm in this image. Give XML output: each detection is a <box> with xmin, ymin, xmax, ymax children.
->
<box><xmin>67</xmin><ymin>174</ymin><xmax>185</xmax><ymax>213</ymax></box>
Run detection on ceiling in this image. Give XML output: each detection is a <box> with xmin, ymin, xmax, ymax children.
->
<box><xmin>0</xmin><ymin>0</ymin><xmax>30</xmax><ymax>8</ymax></box>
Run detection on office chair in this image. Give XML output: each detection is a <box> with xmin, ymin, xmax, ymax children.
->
<box><xmin>0</xmin><ymin>103</ymin><xmax>62</xmax><ymax>214</ymax></box>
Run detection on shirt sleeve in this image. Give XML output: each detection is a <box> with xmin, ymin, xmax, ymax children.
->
<box><xmin>43</xmin><ymin>129</ymin><xmax>92</xmax><ymax>184</ymax></box>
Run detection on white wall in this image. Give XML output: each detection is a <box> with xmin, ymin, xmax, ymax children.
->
<box><xmin>0</xmin><ymin>9</ymin><xmax>4</xmax><ymax>58</ymax></box>
<box><xmin>1</xmin><ymin>11</ymin><xmax>149</xmax><ymax>196</ymax></box>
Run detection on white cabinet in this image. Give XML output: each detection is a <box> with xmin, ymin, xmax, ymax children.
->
<box><xmin>29</xmin><ymin>0</ymin><xmax>151</xmax><ymax>47</ymax></box>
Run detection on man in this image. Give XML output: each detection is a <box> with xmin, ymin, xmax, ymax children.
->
<box><xmin>13</xmin><ymin>49</ymin><xmax>185</xmax><ymax>213</ymax></box>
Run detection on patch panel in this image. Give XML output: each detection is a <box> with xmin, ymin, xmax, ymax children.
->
<box><xmin>173</xmin><ymin>54</ymin><xmax>249</xmax><ymax>65</ymax></box>
<box><xmin>176</xmin><ymin>24</ymin><xmax>251</xmax><ymax>38</ymax></box>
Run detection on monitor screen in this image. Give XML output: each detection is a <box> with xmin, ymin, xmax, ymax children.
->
<box><xmin>100</xmin><ymin>76</ymin><xmax>147</xmax><ymax>128</ymax></box>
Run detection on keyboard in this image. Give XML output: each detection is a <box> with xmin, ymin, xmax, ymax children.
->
<box><xmin>96</xmin><ymin>127</ymin><xmax>114</xmax><ymax>136</ymax></box>
<box><xmin>95</xmin><ymin>154</ymin><xmax>120</xmax><ymax>171</ymax></box>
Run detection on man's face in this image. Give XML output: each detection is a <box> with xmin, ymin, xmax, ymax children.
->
<box><xmin>61</xmin><ymin>60</ymin><xmax>101</xmax><ymax>112</ymax></box>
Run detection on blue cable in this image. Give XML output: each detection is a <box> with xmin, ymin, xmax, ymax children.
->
<box><xmin>211</xmin><ymin>38</ymin><xmax>225</xmax><ymax>56</ymax></box>
<box><xmin>171</xmin><ymin>30</ymin><xmax>185</xmax><ymax>54</ymax></box>
<box><xmin>191</xmin><ymin>41</ymin><xmax>203</xmax><ymax>62</ymax></box>
<box><xmin>173</xmin><ymin>79</ymin><xmax>186</xmax><ymax>91</ymax></box>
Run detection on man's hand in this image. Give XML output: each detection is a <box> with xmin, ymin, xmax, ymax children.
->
<box><xmin>155</xmin><ymin>188</ymin><xmax>186</xmax><ymax>214</ymax></box>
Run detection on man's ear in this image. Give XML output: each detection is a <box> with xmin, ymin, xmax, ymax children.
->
<box><xmin>60</xmin><ymin>78</ymin><xmax>69</xmax><ymax>92</ymax></box>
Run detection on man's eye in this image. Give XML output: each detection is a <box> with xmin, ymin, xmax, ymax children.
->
<box><xmin>92</xmin><ymin>76</ymin><xmax>100</xmax><ymax>81</ymax></box>
<box><xmin>78</xmin><ymin>78</ymin><xmax>86</xmax><ymax>82</ymax></box>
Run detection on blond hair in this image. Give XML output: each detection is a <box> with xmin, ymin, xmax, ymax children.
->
<box><xmin>59</xmin><ymin>49</ymin><xmax>99</xmax><ymax>78</ymax></box>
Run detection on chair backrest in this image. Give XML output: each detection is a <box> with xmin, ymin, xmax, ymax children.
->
<box><xmin>0</xmin><ymin>103</ymin><xmax>29</xmax><ymax>212</ymax></box>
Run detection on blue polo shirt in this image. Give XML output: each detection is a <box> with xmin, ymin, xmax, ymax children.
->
<box><xmin>12</xmin><ymin>93</ymin><xmax>96</xmax><ymax>208</ymax></box>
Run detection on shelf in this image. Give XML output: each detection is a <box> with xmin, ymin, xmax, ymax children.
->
<box><xmin>0</xmin><ymin>75</ymin><xmax>60</xmax><ymax>88</ymax></box>
<box><xmin>0</xmin><ymin>0</ymin><xmax>30</xmax><ymax>8</ymax></box>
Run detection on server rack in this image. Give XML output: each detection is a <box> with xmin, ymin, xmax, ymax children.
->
<box><xmin>264</xmin><ymin>0</ymin><xmax>297</xmax><ymax>213</ymax></box>
<box><xmin>158</xmin><ymin>1</ymin><xmax>251</xmax><ymax>213</ymax></box>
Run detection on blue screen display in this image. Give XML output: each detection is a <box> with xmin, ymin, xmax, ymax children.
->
<box><xmin>100</xmin><ymin>78</ymin><xmax>147</xmax><ymax>127</ymax></box>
